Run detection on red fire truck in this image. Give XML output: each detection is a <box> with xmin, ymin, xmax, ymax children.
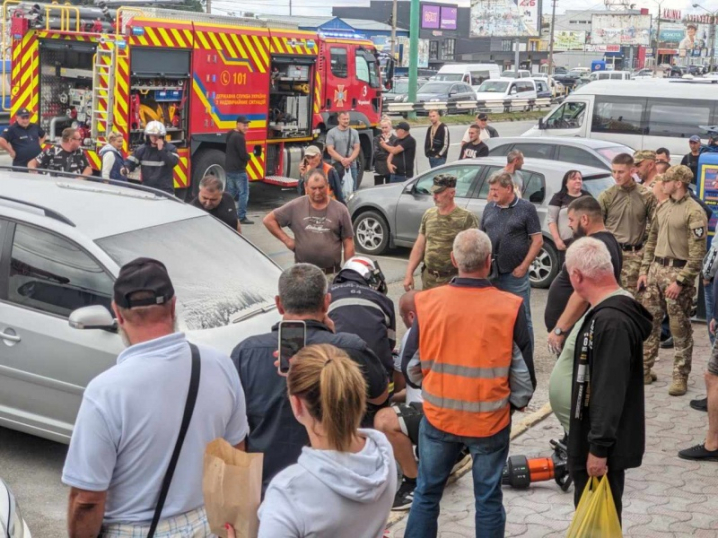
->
<box><xmin>5</xmin><ymin>3</ymin><xmax>386</xmax><ymax>195</ymax></box>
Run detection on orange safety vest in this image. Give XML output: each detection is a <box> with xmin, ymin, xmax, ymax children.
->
<box><xmin>415</xmin><ymin>285</ymin><xmax>522</xmax><ymax>438</ymax></box>
<box><xmin>321</xmin><ymin>162</ymin><xmax>337</xmax><ymax>201</ymax></box>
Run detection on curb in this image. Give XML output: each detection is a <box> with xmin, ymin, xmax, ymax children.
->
<box><xmin>385</xmin><ymin>401</ymin><xmax>553</xmax><ymax>529</ymax></box>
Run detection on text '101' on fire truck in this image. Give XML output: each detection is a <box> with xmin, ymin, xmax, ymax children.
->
<box><xmin>4</xmin><ymin>2</ymin><xmax>393</xmax><ymax>196</ymax></box>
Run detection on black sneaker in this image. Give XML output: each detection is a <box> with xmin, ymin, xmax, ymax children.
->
<box><xmin>240</xmin><ymin>218</ymin><xmax>254</xmax><ymax>224</ymax></box>
<box><xmin>660</xmin><ymin>336</ymin><xmax>674</xmax><ymax>349</ymax></box>
<box><xmin>690</xmin><ymin>397</ymin><xmax>708</xmax><ymax>412</ymax></box>
<box><xmin>678</xmin><ymin>444</ymin><xmax>718</xmax><ymax>461</ymax></box>
<box><xmin>392</xmin><ymin>479</ymin><xmax>416</xmax><ymax>511</ymax></box>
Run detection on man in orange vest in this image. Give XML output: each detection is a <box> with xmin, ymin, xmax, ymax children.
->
<box><xmin>402</xmin><ymin>228</ymin><xmax>535</xmax><ymax>538</ymax></box>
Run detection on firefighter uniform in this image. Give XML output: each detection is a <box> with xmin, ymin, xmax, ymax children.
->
<box><xmin>640</xmin><ymin>165</ymin><xmax>707</xmax><ymax>395</ymax></box>
<box><xmin>125</xmin><ymin>142</ymin><xmax>180</xmax><ymax>195</ymax></box>
<box><xmin>598</xmin><ymin>179</ymin><xmax>657</xmax><ymax>297</ymax></box>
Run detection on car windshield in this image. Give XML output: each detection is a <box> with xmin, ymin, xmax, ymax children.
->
<box><xmin>418</xmin><ymin>82</ymin><xmax>450</xmax><ymax>93</ymax></box>
<box><xmin>434</xmin><ymin>73</ymin><xmax>463</xmax><ymax>82</ymax></box>
<box><xmin>597</xmin><ymin>145</ymin><xmax>635</xmax><ymax>161</ymax></box>
<box><xmin>582</xmin><ymin>174</ymin><xmax>615</xmax><ymax>197</ymax></box>
<box><xmin>478</xmin><ymin>81</ymin><xmax>509</xmax><ymax>92</ymax></box>
<box><xmin>393</xmin><ymin>80</ymin><xmax>409</xmax><ymax>93</ymax></box>
<box><xmin>96</xmin><ymin>216</ymin><xmax>280</xmax><ymax>330</ymax></box>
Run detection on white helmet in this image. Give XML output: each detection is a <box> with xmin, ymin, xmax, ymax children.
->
<box><xmin>144</xmin><ymin>120</ymin><xmax>166</xmax><ymax>136</ymax></box>
<box><xmin>339</xmin><ymin>256</ymin><xmax>387</xmax><ymax>294</ymax></box>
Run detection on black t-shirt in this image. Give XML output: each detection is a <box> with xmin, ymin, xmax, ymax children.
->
<box><xmin>459</xmin><ymin>140</ymin><xmax>489</xmax><ymax>160</ymax></box>
<box><xmin>544</xmin><ymin>230</ymin><xmax>623</xmax><ymax>331</ymax></box>
<box><xmin>191</xmin><ymin>192</ymin><xmax>238</xmax><ymax>230</ymax></box>
<box><xmin>35</xmin><ymin>145</ymin><xmax>90</xmax><ymax>175</ymax></box>
<box><xmin>2</xmin><ymin>122</ymin><xmax>45</xmax><ymax>167</ymax></box>
<box><xmin>680</xmin><ymin>152</ymin><xmax>700</xmax><ymax>184</ymax></box>
<box><xmin>393</xmin><ymin>135</ymin><xmax>416</xmax><ymax>178</ymax></box>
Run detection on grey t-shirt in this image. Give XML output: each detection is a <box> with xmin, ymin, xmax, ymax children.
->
<box><xmin>326</xmin><ymin>126</ymin><xmax>360</xmax><ymax>164</ymax></box>
<box><xmin>274</xmin><ymin>196</ymin><xmax>354</xmax><ymax>269</ymax></box>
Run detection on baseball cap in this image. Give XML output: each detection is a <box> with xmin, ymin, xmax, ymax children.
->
<box><xmin>689</xmin><ymin>135</ymin><xmax>701</xmax><ymax>143</ymax></box>
<box><xmin>16</xmin><ymin>108</ymin><xmax>30</xmax><ymax>117</ymax></box>
<box><xmin>660</xmin><ymin>165</ymin><xmax>693</xmax><ymax>184</ymax></box>
<box><xmin>633</xmin><ymin>150</ymin><xmax>656</xmax><ymax>164</ymax></box>
<box><xmin>114</xmin><ymin>258</ymin><xmax>175</xmax><ymax>309</ymax></box>
<box><xmin>430</xmin><ymin>173</ymin><xmax>457</xmax><ymax>193</ymax></box>
<box><xmin>236</xmin><ymin>115</ymin><xmax>250</xmax><ymax>124</ymax></box>
<box><xmin>304</xmin><ymin>145</ymin><xmax>322</xmax><ymax>157</ymax></box>
<box><xmin>396</xmin><ymin>121</ymin><xmax>411</xmax><ymax>131</ymax></box>
<box><xmin>477</xmin><ymin>113</ymin><xmax>488</xmax><ymax>121</ymax></box>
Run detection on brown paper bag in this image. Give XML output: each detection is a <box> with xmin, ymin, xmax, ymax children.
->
<box><xmin>203</xmin><ymin>438</ymin><xmax>264</xmax><ymax>538</ymax></box>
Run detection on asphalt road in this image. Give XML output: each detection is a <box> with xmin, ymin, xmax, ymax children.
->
<box><xmin>0</xmin><ymin>119</ymin><xmax>541</xmax><ymax>536</ymax></box>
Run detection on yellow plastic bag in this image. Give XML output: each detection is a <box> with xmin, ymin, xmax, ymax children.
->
<box><xmin>566</xmin><ymin>476</ymin><xmax>623</xmax><ymax>538</ymax></box>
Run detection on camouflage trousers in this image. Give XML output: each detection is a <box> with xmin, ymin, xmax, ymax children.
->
<box><xmin>421</xmin><ymin>267</ymin><xmax>456</xmax><ymax>290</ymax></box>
<box><xmin>620</xmin><ymin>249</ymin><xmax>644</xmax><ymax>299</ymax></box>
<box><xmin>642</xmin><ymin>263</ymin><xmax>695</xmax><ymax>378</ymax></box>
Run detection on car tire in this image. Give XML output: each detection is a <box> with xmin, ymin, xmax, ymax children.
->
<box><xmin>353</xmin><ymin>210</ymin><xmax>390</xmax><ymax>255</ymax></box>
<box><xmin>191</xmin><ymin>148</ymin><xmax>227</xmax><ymax>198</ymax></box>
<box><xmin>356</xmin><ymin>149</ymin><xmax>366</xmax><ymax>189</ymax></box>
<box><xmin>529</xmin><ymin>240</ymin><xmax>559</xmax><ymax>289</ymax></box>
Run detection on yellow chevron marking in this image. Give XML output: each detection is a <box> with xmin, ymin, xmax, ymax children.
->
<box><xmin>252</xmin><ymin>35</ymin><xmax>270</xmax><ymax>70</ymax></box>
<box><xmin>183</xmin><ymin>29</ymin><xmax>193</xmax><ymax>46</ymax></box>
<box><xmin>241</xmin><ymin>34</ymin><xmax>263</xmax><ymax>73</ymax></box>
<box><xmin>197</xmin><ymin>31</ymin><xmax>211</xmax><ymax>50</ymax></box>
<box><xmin>146</xmin><ymin>28</ymin><xmax>162</xmax><ymax>47</ymax></box>
<box><xmin>208</xmin><ymin>32</ymin><xmax>223</xmax><ymax>52</ymax></box>
<box><xmin>272</xmin><ymin>37</ymin><xmax>285</xmax><ymax>54</ymax></box>
<box><xmin>159</xmin><ymin>27</ymin><xmax>180</xmax><ymax>48</ymax></box>
<box><xmin>229</xmin><ymin>33</ymin><xmax>247</xmax><ymax>59</ymax></box>
<box><xmin>219</xmin><ymin>32</ymin><xmax>236</xmax><ymax>57</ymax></box>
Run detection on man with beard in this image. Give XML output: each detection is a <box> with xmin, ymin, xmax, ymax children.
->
<box><xmin>546</xmin><ymin>197</ymin><xmax>622</xmax><ymax>431</ymax></box>
<box><xmin>191</xmin><ymin>175</ymin><xmax>242</xmax><ymax>233</ymax></box>
<box><xmin>62</xmin><ymin>258</ymin><xmax>248</xmax><ymax>537</ymax></box>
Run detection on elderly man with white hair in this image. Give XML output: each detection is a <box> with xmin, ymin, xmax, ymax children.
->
<box><xmin>401</xmin><ymin>228</ymin><xmax>535</xmax><ymax>538</ymax></box>
<box><xmin>564</xmin><ymin>237</ymin><xmax>652</xmax><ymax>525</ymax></box>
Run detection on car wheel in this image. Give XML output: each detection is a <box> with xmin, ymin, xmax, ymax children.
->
<box><xmin>529</xmin><ymin>241</ymin><xmax>559</xmax><ymax>289</ymax></box>
<box><xmin>353</xmin><ymin>210</ymin><xmax>390</xmax><ymax>255</ymax></box>
<box><xmin>191</xmin><ymin>148</ymin><xmax>227</xmax><ymax>198</ymax></box>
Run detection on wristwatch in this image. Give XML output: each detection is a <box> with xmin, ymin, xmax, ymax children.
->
<box><xmin>554</xmin><ymin>327</ymin><xmax>566</xmax><ymax>336</ymax></box>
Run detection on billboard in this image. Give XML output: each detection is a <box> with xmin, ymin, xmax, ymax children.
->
<box><xmin>590</xmin><ymin>14</ymin><xmax>651</xmax><ymax>46</ymax></box>
<box><xmin>659</xmin><ymin>25</ymin><xmax>685</xmax><ymax>43</ymax></box>
<box><xmin>440</xmin><ymin>6</ymin><xmax>457</xmax><ymax>30</ymax></box>
<box><xmin>553</xmin><ymin>31</ymin><xmax>586</xmax><ymax>51</ymax></box>
<box><xmin>397</xmin><ymin>37</ymin><xmax>429</xmax><ymax>68</ymax></box>
<box><xmin>469</xmin><ymin>0</ymin><xmax>539</xmax><ymax>37</ymax></box>
<box><xmin>421</xmin><ymin>4</ymin><xmax>458</xmax><ymax>30</ymax></box>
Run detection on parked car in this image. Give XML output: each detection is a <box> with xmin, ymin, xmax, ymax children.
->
<box><xmin>382</xmin><ymin>77</ymin><xmax>410</xmax><ymax>107</ymax></box>
<box><xmin>501</xmin><ymin>69</ymin><xmax>532</xmax><ymax>78</ymax></box>
<box><xmin>632</xmin><ymin>68</ymin><xmax>654</xmax><ymax>80</ymax></box>
<box><xmin>347</xmin><ymin>157</ymin><xmax>614</xmax><ymax>288</ymax></box>
<box><xmin>0</xmin><ymin>172</ymin><xmax>282</xmax><ymax>443</ymax></box>
<box><xmin>406</xmin><ymin>80</ymin><xmax>477</xmax><ymax>115</ymax></box>
<box><xmin>1</xmin><ymin>477</ymin><xmax>31</xmax><ymax>538</ymax></box>
<box><xmin>474</xmin><ymin>78</ymin><xmax>537</xmax><ymax>110</ymax></box>
<box><xmin>588</xmin><ymin>71</ymin><xmax>632</xmax><ymax>81</ymax></box>
<box><xmin>668</xmin><ymin>66</ymin><xmax>689</xmax><ymax>78</ymax></box>
<box><xmin>486</xmin><ymin>136</ymin><xmax>634</xmax><ymax>170</ymax></box>
<box><xmin>531</xmin><ymin>78</ymin><xmax>551</xmax><ymax>99</ymax></box>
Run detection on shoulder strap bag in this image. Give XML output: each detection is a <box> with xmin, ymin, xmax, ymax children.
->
<box><xmin>147</xmin><ymin>343</ymin><xmax>202</xmax><ymax>538</ymax></box>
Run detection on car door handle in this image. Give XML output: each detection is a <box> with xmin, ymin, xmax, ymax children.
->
<box><xmin>0</xmin><ymin>330</ymin><xmax>21</xmax><ymax>342</ymax></box>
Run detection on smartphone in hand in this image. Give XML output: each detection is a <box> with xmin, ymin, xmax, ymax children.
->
<box><xmin>278</xmin><ymin>321</ymin><xmax>307</xmax><ymax>374</ymax></box>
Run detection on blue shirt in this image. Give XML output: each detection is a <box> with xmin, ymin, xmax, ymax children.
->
<box><xmin>62</xmin><ymin>332</ymin><xmax>248</xmax><ymax>524</ymax></box>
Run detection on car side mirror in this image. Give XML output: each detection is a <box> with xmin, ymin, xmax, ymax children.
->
<box><xmin>69</xmin><ymin>305</ymin><xmax>117</xmax><ymax>331</ymax></box>
<box><xmin>403</xmin><ymin>183</ymin><xmax>414</xmax><ymax>194</ymax></box>
<box><xmin>448</xmin><ymin>91</ymin><xmax>456</xmax><ymax>97</ymax></box>
<box><xmin>538</xmin><ymin>118</ymin><xmax>545</xmax><ymax>130</ymax></box>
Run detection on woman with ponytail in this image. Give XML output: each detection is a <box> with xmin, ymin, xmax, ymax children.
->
<box><xmin>257</xmin><ymin>343</ymin><xmax>396</xmax><ymax>537</ymax></box>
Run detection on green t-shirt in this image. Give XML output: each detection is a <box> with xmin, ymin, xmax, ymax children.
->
<box><xmin>548</xmin><ymin>288</ymin><xmax>633</xmax><ymax>433</ymax></box>
<box><xmin>419</xmin><ymin>206</ymin><xmax>479</xmax><ymax>272</ymax></box>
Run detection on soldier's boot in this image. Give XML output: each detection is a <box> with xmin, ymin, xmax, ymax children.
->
<box><xmin>644</xmin><ymin>369</ymin><xmax>657</xmax><ymax>385</ymax></box>
<box><xmin>668</xmin><ymin>375</ymin><xmax>688</xmax><ymax>396</ymax></box>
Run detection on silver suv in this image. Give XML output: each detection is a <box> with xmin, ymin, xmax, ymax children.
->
<box><xmin>0</xmin><ymin>172</ymin><xmax>281</xmax><ymax>444</ymax></box>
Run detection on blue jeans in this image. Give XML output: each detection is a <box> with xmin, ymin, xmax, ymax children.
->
<box><xmin>390</xmin><ymin>174</ymin><xmax>407</xmax><ymax>183</ymax></box>
<box><xmin>429</xmin><ymin>156</ymin><xmax>446</xmax><ymax>168</ymax></box>
<box><xmin>405</xmin><ymin>418</ymin><xmax>510</xmax><ymax>538</ymax></box>
<box><xmin>495</xmin><ymin>271</ymin><xmax>533</xmax><ymax>344</ymax></box>
<box><xmin>350</xmin><ymin>161</ymin><xmax>359</xmax><ymax>191</ymax></box>
<box><xmin>225</xmin><ymin>172</ymin><xmax>249</xmax><ymax>220</ymax></box>
<box><xmin>706</xmin><ymin>280</ymin><xmax>715</xmax><ymax>345</ymax></box>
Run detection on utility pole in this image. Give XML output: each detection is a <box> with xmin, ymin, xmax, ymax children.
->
<box><xmin>407</xmin><ymin>0</ymin><xmax>419</xmax><ymax>119</ymax></box>
<box><xmin>289</xmin><ymin>0</ymin><xmax>292</xmax><ymax>16</ymax></box>
<box><xmin>206</xmin><ymin>0</ymin><xmax>211</xmax><ymax>14</ymax></box>
<box><xmin>514</xmin><ymin>39</ymin><xmax>520</xmax><ymax>73</ymax></box>
<box><xmin>651</xmin><ymin>0</ymin><xmax>663</xmax><ymax>75</ymax></box>
<box><xmin>547</xmin><ymin>0</ymin><xmax>557</xmax><ymax>76</ymax></box>
<box><xmin>390</xmin><ymin>0</ymin><xmax>398</xmax><ymax>59</ymax></box>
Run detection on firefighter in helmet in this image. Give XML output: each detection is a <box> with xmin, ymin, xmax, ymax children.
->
<box><xmin>327</xmin><ymin>256</ymin><xmax>396</xmax><ymax>379</ymax></box>
<box><xmin>122</xmin><ymin>121</ymin><xmax>179</xmax><ymax>195</ymax></box>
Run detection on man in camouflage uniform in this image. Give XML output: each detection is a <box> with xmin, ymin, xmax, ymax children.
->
<box><xmin>634</xmin><ymin>149</ymin><xmax>659</xmax><ymax>188</ymax></box>
<box><xmin>598</xmin><ymin>153</ymin><xmax>657</xmax><ymax>298</ymax></box>
<box><xmin>403</xmin><ymin>174</ymin><xmax>479</xmax><ymax>291</ymax></box>
<box><xmin>638</xmin><ymin>165</ymin><xmax>708</xmax><ymax>395</ymax></box>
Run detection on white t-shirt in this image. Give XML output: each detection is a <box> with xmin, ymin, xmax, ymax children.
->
<box><xmin>393</xmin><ymin>329</ymin><xmax>423</xmax><ymax>404</ymax></box>
<box><xmin>62</xmin><ymin>332</ymin><xmax>248</xmax><ymax>523</ymax></box>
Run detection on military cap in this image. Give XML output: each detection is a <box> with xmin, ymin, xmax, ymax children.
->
<box><xmin>633</xmin><ymin>150</ymin><xmax>656</xmax><ymax>164</ymax></box>
<box><xmin>661</xmin><ymin>165</ymin><xmax>693</xmax><ymax>184</ymax></box>
<box><xmin>430</xmin><ymin>174</ymin><xmax>457</xmax><ymax>193</ymax></box>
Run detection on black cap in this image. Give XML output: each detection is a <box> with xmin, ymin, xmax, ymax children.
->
<box><xmin>16</xmin><ymin>108</ymin><xmax>30</xmax><ymax>117</ymax></box>
<box><xmin>396</xmin><ymin>121</ymin><xmax>411</xmax><ymax>131</ymax></box>
<box><xmin>477</xmin><ymin>113</ymin><xmax>488</xmax><ymax>121</ymax></box>
<box><xmin>114</xmin><ymin>258</ymin><xmax>175</xmax><ymax>309</ymax></box>
<box><xmin>236</xmin><ymin>115</ymin><xmax>250</xmax><ymax>124</ymax></box>
<box><xmin>430</xmin><ymin>173</ymin><xmax>457</xmax><ymax>193</ymax></box>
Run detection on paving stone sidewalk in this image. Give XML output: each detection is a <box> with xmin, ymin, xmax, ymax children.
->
<box><xmin>388</xmin><ymin>323</ymin><xmax>718</xmax><ymax>537</ymax></box>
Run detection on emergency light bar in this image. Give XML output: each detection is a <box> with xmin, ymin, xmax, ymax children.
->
<box><xmin>318</xmin><ymin>30</ymin><xmax>367</xmax><ymax>40</ymax></box>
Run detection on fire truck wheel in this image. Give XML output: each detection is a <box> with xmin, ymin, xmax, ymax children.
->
<box><xmin>191</xmin><ymin>148</ymin><xmax>227</xmax><ymax>197</ymax></box>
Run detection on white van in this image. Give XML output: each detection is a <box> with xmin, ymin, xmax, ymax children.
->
<box><xmin>475</xmin><ymin>78</ymin><xmax>537</xmax><ymax>104</ymax></box>
<box><xmin>501</xmin><ymin>69</ymin><xmax>532</xmax><ymax>79</ymax></box>
<box><xmin>523</xmin><ymin>79</ymin><xmax>718</xmax><ymax>162</ymax></box>
<box><xmin>435</xmin><ymin>63</ymin><xmax>501</xmax><ymax>93</ymax></box>
<box><xmin>588</xmin><ymin>71</ymin><xmax>632</xmax><ymax>81</ymax></box>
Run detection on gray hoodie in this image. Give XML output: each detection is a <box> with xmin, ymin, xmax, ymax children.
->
<box><xmin>258</xmin><ymin>428</ymin><xmax>397</xmax><ymax>538</ymax></box>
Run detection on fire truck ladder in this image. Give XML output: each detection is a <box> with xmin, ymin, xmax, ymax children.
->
<box><xmin>90</xmin><ymin>46</ymin><xmax>116</xmax><ymax>141</ymax></box>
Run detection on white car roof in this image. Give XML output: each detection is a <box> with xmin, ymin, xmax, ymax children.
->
<box><xmin>572</xmin><ymin>78</ymin><xmax>718</xmax><ymax>99</ymax></box>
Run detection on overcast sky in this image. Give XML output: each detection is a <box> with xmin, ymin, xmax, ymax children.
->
<box><xmin>210</xmin><ymin>0</ymin><xmax>718</xmax><ymax>20</ymax></box>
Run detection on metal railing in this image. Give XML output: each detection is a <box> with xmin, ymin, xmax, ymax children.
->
<box><xmin>384</xmin><ymin>97</ymin><xmax>555</xmax><ymax>115</ymax></box>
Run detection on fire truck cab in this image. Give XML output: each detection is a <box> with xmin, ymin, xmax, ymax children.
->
<box><xmin>5</xmin><ymin>3</ymin><xmax>385</xmax><ymax>195</ymax></box>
